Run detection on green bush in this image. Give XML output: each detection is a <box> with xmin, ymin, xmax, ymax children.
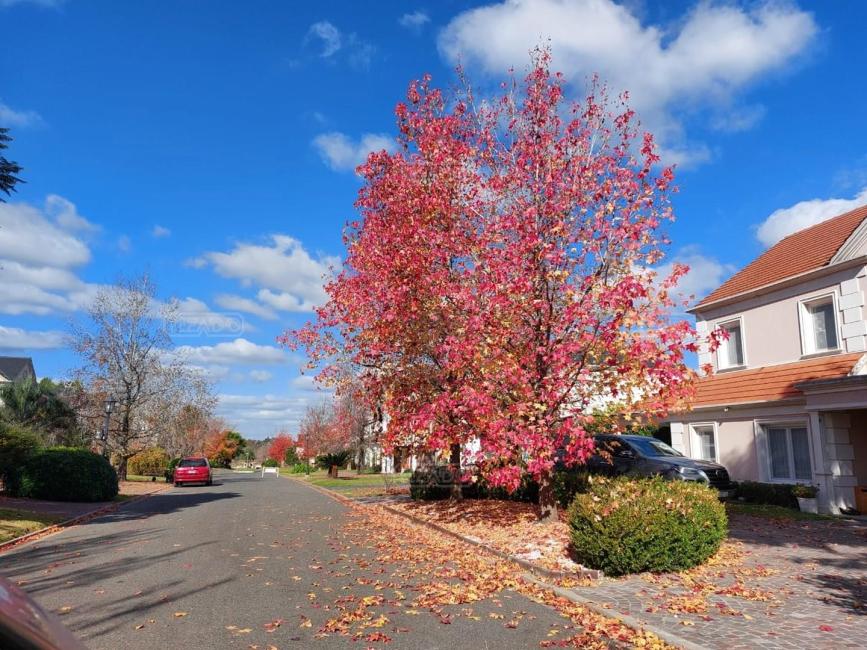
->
<box><xmin>164</xmin><ymin>457</ymin><xmax>181</xmax><ymax>482</ymax></box>
<box><xmin>289</xmin><ymin>462</ymin><xmax>308</xmax><ymax>474</ymax></box>
<box><xmin>263</xmin><ymin>458</ymin><xmax>279</xmax><ymax>468</ymax></box>
<box><xmin>19</xmin><ymin>447</ymin><xmax>118</xmax><ymax>502</ymax></box>
<box><xmin>128</xmin><ymin>447</ymin><xmax>170</xmax><ymax>477</ymax></box>
<box><xmin>737</xmin><ymin>481</ymin><xmax>798</xmax><ymax>508</ymax></box>
<box><xmin>0</xmin><ymin>421</ymin><xmax>41</xmax><ymax>494</ymax></box>
<box><xmin>410</xmin><ymin>467</ymin><xmax>453</xmax><ymax>500</ymax></box>
<box><xmin>568</xmin><ymin>476</ymin><xmax>727</xmax><ymax>576</ymax></box>
<box><xmin>552</xmin><ymin>468</ymin><xmax>591</xmax><ymax>508</ymax></box>
<box><xmin>316</xmin><ymin>450</ymin><xmax>351</xmax><ymax>471</ymax></box>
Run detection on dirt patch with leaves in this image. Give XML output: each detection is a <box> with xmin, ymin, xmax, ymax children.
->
<box><xmin>386</xmin><ymin>498</ymin><xmax>582</xmax><ymax>574</ymax></box>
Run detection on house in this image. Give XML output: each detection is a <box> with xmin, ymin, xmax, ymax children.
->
<box><xmin>668</xmin><ymin>204</ymin><xmax>867</xmax><ymax>514</ymax></box>
<box><xmin>0</xmin><ymin>356</ymin><xmax>36</xmax><ymax>384</ymax></box>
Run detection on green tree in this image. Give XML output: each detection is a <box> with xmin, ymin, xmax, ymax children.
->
<box><xmin>284</xmin><ymin>446</ymin><xmax>299</xmax><ymax>465</ymax></box>
<box><xmin>0</xmin><ymin>378</ymin><xmax>83</xmax><ymax>446</ymax></box>
<box><xmin>0</xmin><ymin>128</ymin><xmax>24</xmax><ymax>200</ymax></box>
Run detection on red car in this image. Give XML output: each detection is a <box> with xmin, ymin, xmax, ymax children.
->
<box><xmin>173</xmin><ymin>457</ymin><xmax>213</xmax><ymax>486</ymax></box>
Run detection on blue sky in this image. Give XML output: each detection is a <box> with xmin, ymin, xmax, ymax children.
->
<box><xmin>2</xmin><ymin>0</ymin><xmax>866</xmax><ymax>437</ymax></box>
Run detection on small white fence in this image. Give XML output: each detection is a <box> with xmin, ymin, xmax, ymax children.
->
<box><xmin>261</xmin><ymin>466</ymin><xmax>279</xmax><ymax>478</ymax></box>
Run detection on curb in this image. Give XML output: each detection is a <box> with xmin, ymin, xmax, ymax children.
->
<box><xmin>521</xmin><ymin>574</ymin><xmax>708</xmax><ymax>650</ymax></box>
<box><xmin>0</xmin><ymin>485</ymin><xmax>170</xmax><ymax>554</ymax></box>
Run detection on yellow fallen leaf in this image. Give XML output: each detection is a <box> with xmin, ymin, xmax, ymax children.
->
<box><xmin>174</xmin><ymin>612</ymin><xmax>188</xmax><ymax>618</ymax></box>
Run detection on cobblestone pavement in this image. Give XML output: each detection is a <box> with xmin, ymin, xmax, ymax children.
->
<box><xmin>570</xmin><ymin>513</ymin><xmax>867</xmax><ymax>649</ymax></box>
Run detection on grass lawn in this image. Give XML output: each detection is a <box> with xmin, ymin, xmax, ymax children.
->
<box><xmin>125</xmin><ymin>474</ymin><xmax>167</xmax><ymax>483</ymax></box>
<box><xmin>726</xmin><ymin>501</ymin><xmax>836</xmax><ymax>521</ymax></box>
<box><xmin>284</xmin><ymin>469</ymin><xmax>410</xmax><ymax>491</ymax></box>
<box><xmin>0</xmin><ymin>508</ymin><xmax>64</xmax><ymax>543</ymax></box>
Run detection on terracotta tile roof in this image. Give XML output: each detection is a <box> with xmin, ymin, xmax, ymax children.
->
<box><xmin>696</xmin><ymin>204</ymin><xmax>867</xmax><ymax>309</ymax></box>
<box><xmin>691</xmin><ymin>352</ymin><xmax>863</xmax><ymax>408</ymax></box>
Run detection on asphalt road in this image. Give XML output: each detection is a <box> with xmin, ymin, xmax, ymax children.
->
<box><xmin>0</xmin><ymin>471</ymin><xmax>574</xmax><ymax>649</ymax></box>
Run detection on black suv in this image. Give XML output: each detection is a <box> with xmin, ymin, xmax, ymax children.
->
<box><xmin>587</xmin><ymin>434</ymin><xmax>735</xmax><ymax>497</ymax></box>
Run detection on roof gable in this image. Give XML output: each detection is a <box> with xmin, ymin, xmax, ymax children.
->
<box><xmin>0</xmin><ymin>357</ymin><xmax>36</xmax><ymax>383</ymax></box>
<box><xmin>695</xmin><ymin>203</ymin><xmax>867</xmax><ymax>310</ymax></box>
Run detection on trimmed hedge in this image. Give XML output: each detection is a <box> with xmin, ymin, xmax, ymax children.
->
<box><xmin>736</xmin><ymin>481</ymin><xmax>798</xmax><ymax>509</ymax></box>
<box><xmin>568</xmin><ymin>476</ymin><xmax>727</xmax><ymax>576</ymax></box>
<box><xmin>263</xmin><ymin>458</ymin><xmax>279</xmax><ymax>468</ymax></box>
<box><xmin>19</xmin><ymin>447</ymin><xmax>118</xmax><ymax>502</ymax></box>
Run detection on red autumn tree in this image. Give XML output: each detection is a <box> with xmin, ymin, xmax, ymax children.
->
<box><xmin>285</xmin><ymin>50</ymin><xmax>704</xmax><ymax>517</ymax></box>
<box><xmin>267</xmin><ymin>433</ymin><xmax>295</xmax><ymax>465</ymax></box>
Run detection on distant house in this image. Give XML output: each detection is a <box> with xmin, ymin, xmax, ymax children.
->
<box><xmin>668</xmin><ymin>204</ymin><xmax>867</xmax><ymax>514</ymax></box>
<box><xmin>0</xmin><ymin>356</ymin><xmax>36</xmax><ymax>384</ymax></box>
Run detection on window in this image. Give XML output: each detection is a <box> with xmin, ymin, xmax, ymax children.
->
<box><xmin>691</xmin><ymin>424</ymin><xmax>717</xmax><ymax>462</ymax></box>
<box><xmin>800</xmin><ymin>295</ymin><xmax>839</xmax><ymax>354</ymax></box>
<box><xmin>717</xmin><ymin>319</ymin><xmax>745</xmax><ymax>369</ymax></box>
<box><xmin>766</xmin><ymin>426</ymin><xmax>811</xmax><ymax>481</ymax></box>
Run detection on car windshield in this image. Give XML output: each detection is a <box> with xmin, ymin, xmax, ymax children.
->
<box><xmin>627</xmin><ymin>437</ymin><xmax>684</xmax><ymax>458</ymax></box>
<box><xmin>179</xmin><ymin>459</ymin><xmax>207</xmax><ymax>467</ymax></box>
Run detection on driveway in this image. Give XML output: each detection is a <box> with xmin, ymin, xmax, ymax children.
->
<box><xmin>572</xmin><ymin>511</ymin><xmax>867</xmax><ymax>649</ymax></box>
<box><xmin>0</xmin><ymin>471</ymin><xmax>583</xmax><ymax>649</ymax></box>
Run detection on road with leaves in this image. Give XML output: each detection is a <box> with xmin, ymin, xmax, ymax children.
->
<box><xmin>0</xmin><ymin>471</ymin><xmax>659</xmax><ymax>649</ymax></box>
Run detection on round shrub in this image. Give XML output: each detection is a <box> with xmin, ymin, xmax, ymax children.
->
<box><xmin>568</xmin><ymin>476</ymin><xmax>727</xmax><ymax>576</ymax></box>
<box><xmin>263</xmin><ymin>458</ymin><xmax>279</xmax><ymax>468</ymax></box>
<box><xmin>128</xmin><ymin>447</ymin><xmax>170</xmax><ymax>477</ymax></box>
<box><xmin>19</xmin><ymin>447</ymin><xmax>118</xmax><ymax>502</ymax></box>
<box><xmin>164</xmin><ymin>457</ymin><xmax>181</xmax><ymax>482</ymax></box>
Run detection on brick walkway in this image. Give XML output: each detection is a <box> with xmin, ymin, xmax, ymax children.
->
<box><xmin>570</xmin><ymin>513</ymin><xmax>867</xmax><ymax>649</ymax></box>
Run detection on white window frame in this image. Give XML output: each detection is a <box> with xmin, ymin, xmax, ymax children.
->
<box><xmin>689</xmin><ymin>422</ymin><xmax>719</xmax><ymax>463</ymax></box>
<box><xmin>798</xmin><ymin>292</ymin><xmax>841</xmax><ymax>357</ymax></box>
<box><xmin>758</xmin><ymin>420</ymin><xmax>813</xmax><ymax>484</ymax></box>
<box><xmin>716</xmin><ymin>316</ymin><xmax>746</xmax><ymax>371</ymax></box>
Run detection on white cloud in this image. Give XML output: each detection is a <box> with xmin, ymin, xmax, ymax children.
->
<box><xmin>0</xmin><ymin>326</ymin><xmax>65</xmax><ymax>350</ymax></box>
<box><xmin>439</xmin><ymin>0</ymin><xmax>817</xmax><ymax>164</ymax></box>
<box><xmin>152</xmin><ymin>224</ymin><xmax>171</xmax><ymax>238</ymax></box>
<box><xmin>249</xmin><ymin>370</ymin><xmax>273</xmax><ymax>383</ymax></box>
<box><xmin>0</xmin><ymin>196</ymin><xmax>102</xmax><ymax>315</ymax></box>
<box><xmin>216</xmin><ymin>392</ymin><xmax>312</xmax><ymax>437</ymax></box>
<box><xmin>0</xmin><ymin>197</ymin><xmax>91</xmax><ymax>268</ymax></box>
<box><xmin>0</xmin><ymin>101</ymin><xmax>43</xmax><ymax>128</ymax></box>
<box><xmin>175</xmin><ymin>338</ymin><xmax>286</xmax><ymax>366</ymax></box>
<box><xmin>756</xmin><ymin>187</ymin><xmax>867</xmax><ymax>248</ymax></box>
<box><xmin>215</xmin><ymin>293</ymin><xmax>277</xmax><ymax>320</ymax></box>
<box><xmin>191</xmin><ymin>235</ymin><xmax>337</xmax><ymax>312</ymax></box>
<box><xmin>710</xmin><ymin>104</ymin><xmax>767</xmax><ymax>134</ymax></box>
<box><xmin>116</xmin><ymin>234</ymin><xmax>131</xmax><ymax>253</ymax></box>
<box><xmin>655</xmin><ymin>247</ymin><xmax>737</xmax><ymax>302</ymax></box>
<box><xmin>399</xmin><ymin>10</ymin><xmax>430</xmax><ymax>31</ymax></box>
<box><xmin>312</xmin><ymin>131</ymin><xmax>393</xmax><ymax>172</ymax></box>
<box><xmin>304</xmin><ymin>20</ymin><xmax>375</xmax><ymax>70</ymax></box>
<box><xmin>307</xmin><ymin>20</ymin><xmax>342</xmax><ymax>57</ymax></box>
<box><xmin>170</xmin><ymin>297</ymin><xmax>247</xmax><ymax>334</ymax></box>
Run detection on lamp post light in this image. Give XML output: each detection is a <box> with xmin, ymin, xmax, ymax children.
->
<box><xmin>102</xmin><ymin>396</ymin><xmax>117</xmax><ymax>459</ymax></box>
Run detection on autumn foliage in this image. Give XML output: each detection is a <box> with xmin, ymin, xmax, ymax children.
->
<box><xmin>267</xmin><ymin>433</ymin><xmax>296</xmax><ymax>465</ymax></box>
<box><xmin>285</xmin><ymin>51</ymin><xmax>703</xmax><ymax>514</ymax></box>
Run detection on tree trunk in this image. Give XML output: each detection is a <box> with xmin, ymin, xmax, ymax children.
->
<box><xmin>538</xmin><ymin>471</ymin><xmax>557</xmax><ymax>521</ymax></box>
<box><xmin>329</xmin><ymin>465</ymin><xmax>339</xmax><ymax>478</ymax></box>
<box><xmin>116</xmin><ymin>456</ymin><xmax>129</xmax><ymax>482</ymax></box>
<box><xmin>449</xmin><ymin>443</ymin><xmax>462</xmax><ymax>500</ymax></box>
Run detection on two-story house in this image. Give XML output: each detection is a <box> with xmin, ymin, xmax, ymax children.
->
<box><xmin>668</xmin><ymin>204</ymin><xmax>867</xmax><ymax>514</ymax></box>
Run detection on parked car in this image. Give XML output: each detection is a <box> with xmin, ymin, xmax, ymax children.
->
<box><xmin>172</xmin><ymin>457</ymin><xmax>213</xmax><ymax>487</ymax></box>
<box><xmin>0</xmin><ymin>577</ymin><xmax>87</xmax><ymax>649</ymax></box>
<box><xmin>587</xmin><ymin>434</ymin><xmax>736</xmax><ymax>497</ymax></box>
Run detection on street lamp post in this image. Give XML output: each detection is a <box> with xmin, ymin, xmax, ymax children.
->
<box><xmin>102</xmin><ymin>396</ymin><xmax>117</xmax><ymax>459</ymax></box>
